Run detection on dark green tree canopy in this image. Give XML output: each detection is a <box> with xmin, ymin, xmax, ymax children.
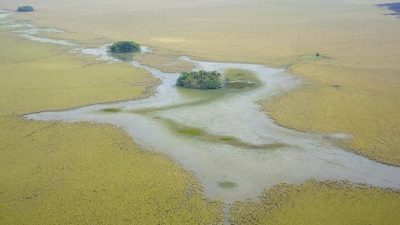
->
<box><xmin>109</xmin><ymin>41</ymin><xmax>140</xmax><ymax>53</ymax></box>
<box><xmin>176</xmin><ymin>70</ymin><xmax>225</xmax><ymax>89</ymax></box>
<box><xmin>17</xmin><ymin>6</ymin><xmax>34</xmax><ymax>12</ymax></box>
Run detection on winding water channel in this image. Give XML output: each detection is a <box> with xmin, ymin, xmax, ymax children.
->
<box><xmin>2</xmin><ymin>10</ymin><xmax>400</xmax><ymax>205</ymax></box>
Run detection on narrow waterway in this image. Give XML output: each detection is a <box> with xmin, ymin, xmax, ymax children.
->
<box><xmin>2</xmin><ymin>10</ymin><xmax>400</xmax><ymax>206</ymax></box>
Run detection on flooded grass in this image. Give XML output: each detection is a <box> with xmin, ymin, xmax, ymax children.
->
<box><xmin>101</xmin><ymin>107</ymin><xmax>121</xmax><ymax>113</ymax></box>
<box><xmin>177</xmin><ymin>127</ymin><xmax>203</xmax><ymax>136</ymax></box>
<box><xmin>218</xmin><ymin>181</ymin><xmax>237</xmax><ymax>189</ymax></box>
<box><xmin>129</xmin><ymin>85</ymin><xmax>242</xmax><ymax>115</ymax></box>
<box><xmin>224</xmin><ymin>69</ymin><xmax>258</xmax><ymax>81</ymax></box>
<box><xmin>220</xmin><ymin>136</ymin><xmax>234</xmax><ymax>141</ymax></box>
<box><xmin>159</xmin><ymin>118</ymin><xmax>286</xmax><ymax>150</ymax></box>
<box><xmin>224</xmin><ymin>69</ymin><xmax>261</xmax><ymax>89</ymax></box>
<box><xmin>130</xmin><ymin>99</ymin><xmax>212</xmax><ymax>115</ymax></box>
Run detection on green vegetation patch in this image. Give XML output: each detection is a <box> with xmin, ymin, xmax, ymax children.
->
<box><xmin>101</xmin><ymin>108</ymin><xmax>121</xmax><ymax>113</ymax></box>
<box><xmin>230</xmin><ymin>180</ymin><xmax>400</xmax><ymax>225</ymax></box>
<box><xmin>176</xmin><ymin>70</ymin><xmax>225</xmax><ymax>89</ymax></box>
<box><xmin>177</xmin><ymin>127</ymin><xmax>204</xmax><ymax>136</ymax></box>
<box><xmin>160</xmin><ymin>118</ymin><xmax>205</xmax><ymax>137</ymax></box>
<box><xmin>110</xmin><ymin>41</ymin><xmax>140</xmax><ymax>53</ymax></box>
<box><xmin>220</xmin><ymin>136</ymin><xmax>234</xmax><ymax>141</ymax></box>
<box><xmin>224</xmin><ymin>69</ymin><xmax>260</xmax><ymax>89</ymax></box>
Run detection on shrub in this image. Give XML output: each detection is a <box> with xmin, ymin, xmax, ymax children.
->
<box><xmin>109</xmin><ymin>41</ymin><xmax>140</xmax><ymax>53</ymax></box>
<box><xmin>176</xmin><ymin>70</ymin><xmax>224</xmax><ymax>89</ymax></box>
<box><xmin>17</xmin><ymin>6</ymin><xmax>34</xmax><ymax>12</ymax></box>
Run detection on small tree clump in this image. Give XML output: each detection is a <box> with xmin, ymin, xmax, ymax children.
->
<box><xmin>17</xmin><ymin>6</ymin><xmax>34</xmax><ymax>12</ymax></box>
<box><xmin>176</xmin><ymin>70</ymin><xmax>225</xmax><ymax>89</ymax></box>
<box><xmin>109</xmin><ymin>41</ymin><xmax>140</xmax><ymax>53</ymax></box>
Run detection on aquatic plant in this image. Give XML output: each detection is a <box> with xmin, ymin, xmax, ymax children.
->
<box><xmin>176</xmin><ymin>70</ymin><xmax>224</xmax><ymax>89</ymax></box>
<box><xmin>101</xmin><ymin>108</ymin><xmax>121</xmax><ymax>113</ymax></box>
<box><xmin>218</xmin><ymin>181</ymin><xmax>237</xmax><ymax>189</ymax></box>
<box><xmin>17</xmin><ymin>6</ymin><xmax>34</xmax><ymax>12</ymax></box>
<box><xmin>223</xmin><ymin>69</ymin><xmax>261</xmax><ymax>89</ymax></box>
<box><xmin>110</xmin><ymin>41</ymin><xmax>140</xmax><ymax>53</ymax></box>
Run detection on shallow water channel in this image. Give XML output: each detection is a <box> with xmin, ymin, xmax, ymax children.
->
<box><xmin>2</xmin><ymin>10</ymin><xmax>400</xmax><ymax>205</ymax></box>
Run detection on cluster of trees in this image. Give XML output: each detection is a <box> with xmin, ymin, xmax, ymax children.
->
<box><xmin>17</xmin><ymin>6</ymin><xmax>34</xmax><ymax>12</ymax></box>
<box><xmin>109</xmin><ymin>41</ymin><xmax>140</xmax><ymax>53</ymax></box>
<box><xmin>176</xmin><ymin>70</ymin><xmax>224</xmax><ymax>89</ymax></box>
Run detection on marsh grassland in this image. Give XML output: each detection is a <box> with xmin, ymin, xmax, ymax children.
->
<box><xmin>2</xmin><ymin>0</ymin><xmax>398</xmax><ymax>165</ymax></box>
<box><xmin>1</xmin><ymin>0</ymin><xmax>400</xmax><ymax>224</ymax></box>
<box><xmin>262</xmin><ymin>61</ymin><xmax>400</xmax><ymax>166</ymax></box>
<box><xmin>0</xmin><ymin>33</ymin><xmax>222</xmax><ymax>224</ymax></box>
<box><xmin>230</xmin><ymin>181</ymin><xmax>400</xmax><ymax>225</ymax></box>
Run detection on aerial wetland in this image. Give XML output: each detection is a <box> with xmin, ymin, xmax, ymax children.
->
<box><xmin>1</xmin><ymin>1</ymin><xmax>400</xmax><ymax>225</ymax></box>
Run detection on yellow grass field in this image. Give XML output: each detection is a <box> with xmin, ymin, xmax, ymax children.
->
<box><xmin>263</xmin><ymin>61</ymin><xmax>400</xmax><ymax>165</ymax></box>
<box><xmin>0</xmin><ymin>32</ymin><xmax>222</xmax><ymax>225</ymax></box>
<box><xmin>230</xmin><ymin>180</ymin><xmax>400</xmax><ymax>225</ymax></box>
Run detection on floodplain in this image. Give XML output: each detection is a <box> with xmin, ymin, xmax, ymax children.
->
<box><xmin>1</xmin><ymin>0</ymin><xmax>400</xmax><ymax>225</ymax></box>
